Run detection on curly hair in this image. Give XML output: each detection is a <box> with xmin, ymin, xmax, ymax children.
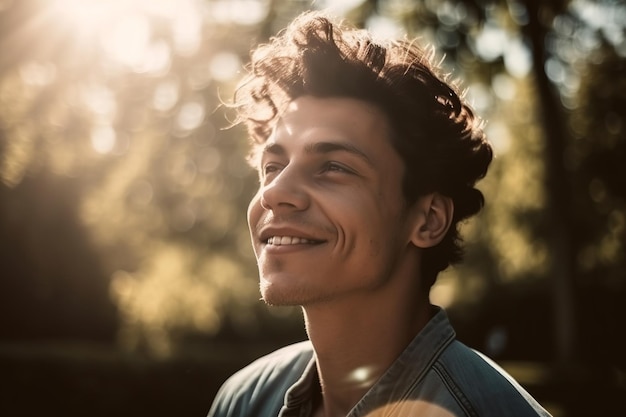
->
<box><xmin>233</xmin><ymin>12</ymin><xmax>493</xmax><ymax>287</ymax></box>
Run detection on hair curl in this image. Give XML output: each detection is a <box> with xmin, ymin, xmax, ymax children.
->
<box><xmin>234</xmin><ymin>12</ymin><xmax>493</xmax><ymax>287</ymax></box>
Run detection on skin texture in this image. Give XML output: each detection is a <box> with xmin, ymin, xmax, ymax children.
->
<box><xmin>247</xmin><ymin>96</ymin><xmax>453</xmax><ymax>417</ymax></box>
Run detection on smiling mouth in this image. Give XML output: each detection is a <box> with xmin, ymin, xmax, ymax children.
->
<box><xmin>265</xmin><ymin>236</ymin><xmax>324</xmax><ymax>246</ymax></box>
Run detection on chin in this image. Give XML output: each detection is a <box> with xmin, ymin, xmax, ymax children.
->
<box><xmin>260</xmin><ymin>278</ymin><xmax>290</xmax><ymax>306</ymax></box>
<box><xmin>259</xmin><ymin>278</ymin><xmax>316</xmax><ymax>307</ymax></box>
<box><xmin>260</xmin><ymin>292</ymin><xmax>301</xmax><ymax>307</ymax></box>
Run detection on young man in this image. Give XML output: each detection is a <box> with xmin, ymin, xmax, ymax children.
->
<box><xmin>208</xmin><ymin>11</ymin><xmax>551</xmax><ymax>417</ymax></box>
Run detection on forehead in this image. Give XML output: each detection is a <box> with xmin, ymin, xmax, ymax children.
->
<box><xmin>255</xmin><ymin>95</ymin><xmax>397</xmax><ymax>162</ymax></box>
<box><xmin>277</xmin><ymin>95</ymin><xmax>389</xmax><ymax>137</ymax></box>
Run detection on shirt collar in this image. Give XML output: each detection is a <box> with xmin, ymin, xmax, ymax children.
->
<box><xmin>349</xmin><ymin>307</ymin><xmax>455</xmax><ymax>415</ymax></box>
<box><xmin>282</xmin><ymin>351</ymin><xmax>318</xmax><ymax>417</ymax></box>
<box><xmin>282</xmin><ymin>307</ymin><xmax>456</xmax><ymax>417</ymax></box>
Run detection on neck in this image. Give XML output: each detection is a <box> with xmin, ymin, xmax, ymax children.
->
<box><xmin>303</xmin><ymin>262</ymin><xmax>432</xmax><ymax>417</ymax></box>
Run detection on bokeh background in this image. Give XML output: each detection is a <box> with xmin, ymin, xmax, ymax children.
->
<box><xmin>0</xmin><ymin>0</ymin><xmax>624</xmax><ymax>416</ymax></box>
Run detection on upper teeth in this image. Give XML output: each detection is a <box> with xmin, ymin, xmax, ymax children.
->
<box><xmin>267</xmin><ymin>236</ymin><xmax>314</xmax><ymax>245</ymax></box>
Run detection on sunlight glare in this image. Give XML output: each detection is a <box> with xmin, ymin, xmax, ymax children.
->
<box><xmin>365</xmin><ymin>400</ymin><xmax>455</xmax><ymax>416</ymax></box>
<box><xmin>100</xmin><ymin>13</ymin><xmax>152</xmax><ymax>69</ymax></box>
<box><xmin>491</xmin><ymin>74</ymin><xmax>516</xmax><ymax>101</ymax></box>
<box><xmin>91</xmin><ymin>125</ymin><xmax>116</xmax><ymax>154</ymax></box>
<box><xmin>143</xmin><ymin>41</ymin><xmax>172</xmax><ymax>75</ymax></box>
<box><xmin>503</xmin><ymin>37</ymin><xmax>531</xmax><ymax>78</ymax></box>
<box><xmin>172</xmin><ymin>4</ymin><xmax>203</xmax><ymax>56</ymax></box>
<box><xmin>208</xmin><ymin>0</ymin><xmax>270</xmax><ymax>26</ymax></box>
<box><xmin>176</xmin><ymin>99</ymin><xmax>206</xmax><ymax>132</ymax></box>
<box><xmin>473</xmin><ymin>24</ymin><xmax>507</xmax><ymax>62</ymax></box>
<box><xmin>81</xmin><ymin>84</ymin><xmax>116</xmax><ymax>122</ymax></box>
<box><xmin>47</xmin><ymin>0</ymin><xmax>206</xmax><ymax>65</ymax></box>
<box><xmin>345</xmin><ymin>366</ymin><xmax>379</xmax><ymax>389</ymax></box>
<box><xmin>153</xmin><ymin>79</ymin><xmax>180</xmax><ymax>112</ymax></box>
<box><xmin>209</xmin><ymin>52</ymin><xmax>241</xmax><ymax>82</ymax></box>
<box><xmin>467</xmin><ymin>82</ymin><xmax>493</xmax><ymax>114</ymax></box>
<box><xmin>19</xmin><ymin>62</ymin><xmax>57</xmax><ymax>87</ymax></box>
<box><xmin>317</xmin><ymin>0</ymin><xmax>366</xmax><ymax>15</ymax></box>
<box><xmin>50</xmin><ymin>0</ymin><xmax>117</xmax><ymax>37</ymax></box>
<box><xmin>366</xmin><ymin>15</ymin><xmax>404</xmax><ymax>40</ymax></box>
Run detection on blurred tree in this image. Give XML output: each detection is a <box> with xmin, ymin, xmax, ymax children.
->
<box><xmin>567</xmin><ymin>41</ymin><xmax>625</xmax><ymax>371</ymax></box>
<box><xmin>0</xmin><ymin>0</ymin><xmax>291</xmax><ymax>354</ymax></box>
<box><xmin>0</xmin><ymin>0</ymin><xmax>624</xmax><ymax>373</ymax></box>
<box><xmin>347</xmin><ymin>0</ymin><xmax>625</xmax><ymax>367</ymax></box>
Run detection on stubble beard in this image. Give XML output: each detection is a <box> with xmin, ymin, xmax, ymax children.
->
<box><xmin>258</xmin><ymin>274</ymin><xmax>338</xmax><ymax>307</ymax></box>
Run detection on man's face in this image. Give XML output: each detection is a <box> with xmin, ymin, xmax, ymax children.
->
<box><xmin>247</xmin><ymin>95</ymin><xmax>415</xmax><ymax>306</ymax></box>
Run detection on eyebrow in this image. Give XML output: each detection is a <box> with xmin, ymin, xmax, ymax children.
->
<box><xmin>262</xmin><ymin>141</ymin><xmax>374</xmax><ymax>167</ymax></box>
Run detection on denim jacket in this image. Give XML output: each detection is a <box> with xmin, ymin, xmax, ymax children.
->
<box><xmin>208</xmin><ymin>309</ymin><xmax>551</xmax><ymax>417</ymax></box>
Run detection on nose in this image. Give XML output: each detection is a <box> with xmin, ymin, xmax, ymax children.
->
<box><xmin>259</xmin><ymin>168</ymin><xmax>310</xmax><ymax>212</ymax></box>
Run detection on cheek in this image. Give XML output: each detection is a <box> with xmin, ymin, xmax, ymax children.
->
<box><xmin>362</xmin><ymin>198</ymin><xmax>409</xmax><ymax>251</ymax></box>
<box><xmin>247</xmin><ymin>193</ymin><xmax>265</xmax><ymax>258</ymax></box>
<box><xmin>340</xmin><ymin>200</ymin><xmax>396</xmax><ymax>254</ymax></box>
<box><xmin>247</xmin><ymin>192</ymin><xmax>262</xmax><ymax>228</ymax></box>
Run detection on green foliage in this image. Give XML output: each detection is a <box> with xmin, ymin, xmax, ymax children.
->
<box><xmin>0</xmin><ymin>0</ymin><xmax>624</xmax><ymax>363</ymax></box>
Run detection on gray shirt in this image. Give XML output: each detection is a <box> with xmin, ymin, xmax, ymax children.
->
<box><xmin>207</xmin><ymin>308</ymin><xmax>551</xmax><ymax>416</ymax></box>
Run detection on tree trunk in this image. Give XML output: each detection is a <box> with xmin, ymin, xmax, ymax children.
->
<box><xmin>524</xmin><ymin>0</ymin><xmax>577</xmax><ymax>364</ymax></box>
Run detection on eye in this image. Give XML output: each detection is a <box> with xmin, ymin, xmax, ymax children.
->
<box><xmin>322</xmin><ymin>161</ymin><xmax>354</xmax><ymax>175</ymax></box>
<box><xmin>262</xmin><ymin>162</ymin><xmax>283</xmax><ymax>178</ymax></box>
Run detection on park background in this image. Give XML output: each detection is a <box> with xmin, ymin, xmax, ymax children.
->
<box><xmin>0</xmin><ymin>0</ymin><xmax>624</xmax><ymax>416</ymax></box>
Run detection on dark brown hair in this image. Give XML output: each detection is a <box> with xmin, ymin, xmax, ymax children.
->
<box><xmin>234</xmin><ymin>11</ymin><xmax>493</xmax><ymax>287</ymax></box>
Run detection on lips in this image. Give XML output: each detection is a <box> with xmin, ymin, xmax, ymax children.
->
<box><xmin>266</xmin><ymin>236</ymin><xmax>320</xmax><ymax>246</ymax></box>
<box><xmin>259</xmin><ymin>226</ymin><xmax>327</xmax><ymax>247</ymax></box>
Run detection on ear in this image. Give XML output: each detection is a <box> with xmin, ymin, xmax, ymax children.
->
<box><xmin>408</xmin><ymin>193</ymin><xmax>454</xmax><ymax>248</ymax></box>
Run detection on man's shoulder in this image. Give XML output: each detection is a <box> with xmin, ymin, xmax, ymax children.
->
<box><xmin>438</xmin><ymin>340</ymin><xmax>525</xmax><ymax>387</ymax></box>
<box><xmin>208</xmin><ymin>341</ymin><xmax>314</xmax><ymax>417</ymax></box>
<box><xmin>435</xmin><ymin>340</ymin><xmax>551</xmax><ymax>416</ymax></box>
